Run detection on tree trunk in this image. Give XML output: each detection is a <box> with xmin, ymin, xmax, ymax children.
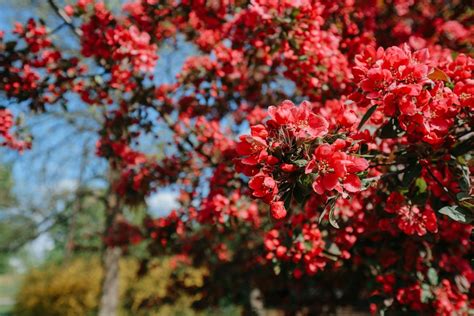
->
<box><xmin>249</xmin><ymin>288</ymin><xmax>265</xmax><ymax>316</ymax></box>
<box><xmin>99</xmin><ymin>246</ymin><xmax>122</xmax><ymax>316</ymax></box>
<box><xmin>98</xmin><ymin>168</ymin><xmax>122</xmax><ymax>316</ymax></box>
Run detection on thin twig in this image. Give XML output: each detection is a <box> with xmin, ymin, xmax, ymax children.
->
<box><xmin>425</xmin><ymin>165</ymin><xmax>458</xmax><ymax>202</ymax></box>
<box><xmin>48</xmin><ymin>22</ymin><xmax>67</xmax><ymax>35</ymax></box>
<box><xmin>47</xmin><ymin>0</ymin><xmax>83</xmax><ymax>38</ymax></box>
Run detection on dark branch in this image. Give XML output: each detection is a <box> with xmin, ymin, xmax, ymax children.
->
<box><xmin>47</xmin><ymin>0</ymin><xmax>83</xmax><ymax>38</ymax></box>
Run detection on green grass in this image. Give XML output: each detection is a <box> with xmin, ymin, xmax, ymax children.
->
<box><xmin>0</xmin><ymin>305</ymin><xmax>12</xmax><ymax>315</ymax></box>
<box><xmin>0</xmin><ymin>273</ymin><xmax>21</xmax><ymax>315</ymax></box>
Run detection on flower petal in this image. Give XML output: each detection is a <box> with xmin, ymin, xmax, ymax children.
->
<box><xmin>343</xmin><ymin>174</ymin><xmax>362</xmax><ymax>192</ymax></box>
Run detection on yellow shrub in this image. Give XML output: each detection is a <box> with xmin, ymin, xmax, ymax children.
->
<box><xmin>14</xmin><ymin>258</ymin><xmax>101</xmax><ymax>316</ymax></box>
<box><xmin>14</xmin><ymin>256</ymin><xmax>208</xmax><ymax>316</ymax></box>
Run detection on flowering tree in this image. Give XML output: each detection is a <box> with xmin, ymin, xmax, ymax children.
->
<box><xmin>1</xmin><ymin>0</ymin><xmax>472</xmax><ymax>314</ymax></box>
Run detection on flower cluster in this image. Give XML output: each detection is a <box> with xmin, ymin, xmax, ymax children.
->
<box><xmin>104</xmin><ymin>218</ymin><xmax>143</xmax><ymax>248</ymax></box>
<box><xmin>236</xmin><ymin>100</ymin><xmax>368</xmax><ymax>220</ymax></box>
<box><xmin>305</xmin><ymin>141</ymin><xmax>368</xmax><ymax>196</ymax></box>
<box><xmin>144</xmin><ymin>210</ymin><xmax>185</xmax><ymax>249</ymax></box>
<box><xmin>1</xmin><ymin>0</ymin><xmax>472</xmax><ymax>314</ymax></box>
<box><xmin>13</xmin><ymin>19</ymin><xmax>51</xmax><ymax>53</ymax></box>
<box><xmin>78</xmin><ymin>1</ymin><xmax>157</xmax><ymax>90</ymax></box>
<box><xmin>381</xmin><ymin>192</ymin><xmax>438</xmax><ymax>236</ymax></box>
<box><xmin>0</xmin><ymin>109</ymin><xmax>13</xmax><ymax>139</ymax></box>
<box><xmin>0</xmin><ymin>108</ymin><xmax>30</xmax><ymax>151</ymax></box>
<box><xmin>352</xmin><ymin>44</ymin><xmax>473</xmax><ymax>145</ymax></box>
<box><xmin>264</xmin><ymin>225</ymin><xmax>327</xmax><ymax>277</ymax></box>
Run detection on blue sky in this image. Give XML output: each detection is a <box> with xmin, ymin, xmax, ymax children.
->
<box><xmin>0</xmin><ymin>0</ymin><xmax>195</xmax><ymax>261</ymax></box>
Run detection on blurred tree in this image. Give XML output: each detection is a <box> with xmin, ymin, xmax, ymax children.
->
<box><xmin>14</xmin><ymin>256</ymin><xmax>220</xmax><ymax>316</ymax></box>
<box><xmin>0</xmin><ymin>164</ymin><xmax>37</xmax><ymax>273</ymax></box>
<box><xmin>0</xmin><ymin>0</ymin><xmax>175</xmax><ymax>311</ymax></box>
<box><xmin>0</xmin><ymin>0</ymin><xmax>471</xmax><ymax>314</ymax></box>
<box><xmin>0</xmin><ymin>164</ymin><xmax>15</xmax><ymax>208</ymax></box>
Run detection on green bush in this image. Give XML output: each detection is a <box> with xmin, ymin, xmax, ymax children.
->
<box><xmin>13</xmin><ymin>256</ymin><xmax>210</xmax><ymax>316</ymax></box>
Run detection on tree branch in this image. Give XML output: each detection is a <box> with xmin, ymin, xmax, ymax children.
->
<box><xmin>47</xmin><ymin>0</ymin><xmax>83</xmax><ymax>38</ymax></box>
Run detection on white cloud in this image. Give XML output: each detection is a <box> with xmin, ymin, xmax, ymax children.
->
<box><xmin>9</xmin><ymin>234</ymin><xmax>55</xmax><ymax>272</ymax></box>
<box><xmin>147</xmin><ymin>190</ymin><xmax>179</xmax><ymax>217</ymax></box>
<box><xmin>29</xmin><ymin>234</ymin><xmax>54</xmax><ymax>260</ymax></box>
<box><xmin>56</xmin><ymin>179</ymin><xmax>79</xmax><ymax>192</ymax></box>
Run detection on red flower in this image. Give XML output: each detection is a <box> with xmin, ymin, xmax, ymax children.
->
<box><xmin>396</xmin><ymin>284</ymin><xmax>423</xmax><ymax>311</ymax></box>
<box><xmin>270</xmin><ymin>201</ymin><xmax>287</xmax><ymax>220</ymax></box>
<box><xmin>397</xmin><ymin>205</ymin><xmax>438</xmax><ymax>236</ymax></box>
<box><xmin>268</xmin><ymin>100</ymin><xmax>328</xmax><ymax>140</ymax></box>
<box><xmin>236</xmin><ymin>128</ymin><xmax>268</xmax><ymax>166</ymax></box>
<box><xmin>248</xmin><ymin>173</ymin><xmax>278</xmax><ymax>203</ymax></box>
<box><xmin>359</xmin><ymin>68</ymin><xmax>392</xmax><ymax>99</ymax></box>
<box><xmin>306</xmin><ymin>143</ymin><xmax>368</xmax><ymax>195</ymax></box>
<box><xmin>343</xmin><ymin>174</ymin><xmax>362</xmax><ymax>193</ymax></box>
<box><xmin>434</xmin><ymin>279</ymin><xmax>468</xmax><ymax>315</ymax></box>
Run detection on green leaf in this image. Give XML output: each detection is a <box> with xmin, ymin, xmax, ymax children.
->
<box><xmin>297</xmin><ymin>174</ymin><xmax>313</xmax><ymax>188</ymax></box>
<box><xmin>326</xmin><ymin>242</ymin><xmax>341</xmax><ymax>256</ymax></box>
<box><xmin>298</xmin><ymin>55</ymin><xmax>308</xmax><ymax>61</ymax></box>
<box><xmin>94</xmin><ymin>75</ymin><xmax>104</xmax><ymax>85</ymax></box>
<box><xmin>421</xmin><ymin>283</ymin><xmax>433</xmax><ymax>303</ymax></box>
<box><xmin>273</xmin><ymin>264</ymin><xmax>281</xmax><ymax>275</ymax></box>
<box><xmin>283</xmin><ymin>190</ymin><xmax>292</xmax><ymax>211</ymax></box>
<box><xmin>457</xmin><ymin>192</ymin><xmax>470</xmax><ymax>200</ymax></box>
<box><xmin>458</xmin><ymin>196</ymin><xmax>474</xmax><ymax>212</ymax></box>
<box><xmin>293</xmin><ymin>159</ymin><xmax>308</xmax><ymax>167</ymax></box>
<box><xmin>290</xmin><ymin>8</ymin><xmax>300</xmax><ymax>18</ymax></box>
<box><xmin>270</xmin><ymin>44</ymin><xmax>280</xmax><ymax>55</ymax></box>
<box><xmin>454</xmin><ymin>275</ymin><xmax>470</xmax><ymax>293</ymax></box>
<box><xmin>402</xmin><ymin>164</ymin><xmax>422</xmax><ymax>187</ymax></box>
<box><xmin>438</xmin><ymin>205</ymin><xmax>473</xmax><ymax>224</ymax></box>
<box><xmin>361</xmin><ymin>177</ymin><xmax>379</xmax><ymax>190</ymax></box>
<box><xmin>328</xmin><ymin>203</ymin><xmax>339</xmax><ymax>229</ymax></box>
<box><xmin>318</xmin><ymin>196</ymin><xmax>337</xmax><ymax>225</ymax></box>
<box><xmin>452</xmin><ymin>138</ymin><xmax>474</xmax><ymax>156</ymax></box>
<box><xmin>415</xmin><ymin>178</ymin><xmax>427</xmax><ymax>193</ymax></box>
<box><xmin>359</xmin><ymin>143</ymin><xmax>369</xmax><ymax>155</ymax></box>
<box><xmin>292</xmin><ymin>186</ymin><xmax>307</xmax><ymax>205</ymax></box>
<box><xmin>289</xmin><ymin>38</ymin><xmax>299</xmax><ymax>50</ymax></box>
<box><xmin>358</xmin><ymin>105</ymin><xmax>378</xmax><ymax>130</ymax></box>
<box><xmin>428</xmin><ymin>68</ymin><xmax>450</xmax><ymax>82</ymax></box>
<box><xmin>379</xmin><ymin>119</ymin><xmax>401</xmax><ymax>139</ymax></box>
<box><xmin>60</xmin><ymin>102</ymin><xmax>68</xmax><ymax>112</ymax></box>
<box><xmin>304</xmin><ymin>241</ymin><xmax>314</xmax><ymax>251</ymax></box>
<box><xmin>427</xmin><ymin>268</ymin><xmax>438</xmax><ymax>285</ymax></box>
<box><xmin>458</xmin><ymin>165</ymin><xmax>470</xmax><ymax>193</ymax></box>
